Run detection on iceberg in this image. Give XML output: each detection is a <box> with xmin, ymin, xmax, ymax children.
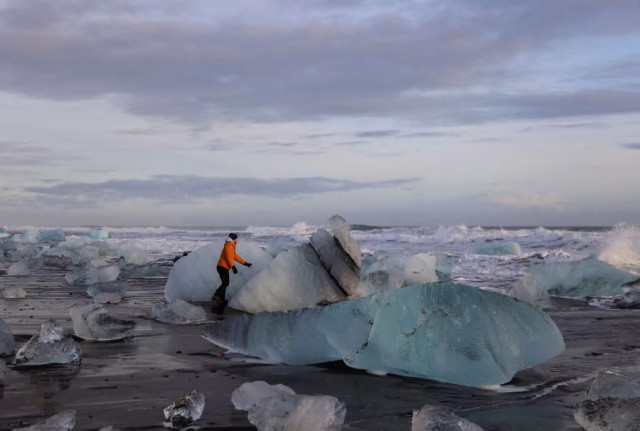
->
<box><xmin>3</xmin><ymin>286</ymin><xmax>27</xmax><ymax>299</ymax></box>
<box><xmin>0</xmin><ymin>316</ymin><xmax>15</xmax><ymax>356</ymax></box>
<box><xmin>12</xmin><ymin>410</ymin><xmax>76</xmax><ymax>431</ymax></box>
<box><xmin>69</xmin><ymin>303</ymin><xmax>136</xmax><ymax>341</ymax></box>
<box><xmin>164</xmin><ymin>241</ymin><xmax>273</xmax><ymax>303</ymax></box>
<box><xmin>8</xmin><ymin>260</ymin><xmax>30</xmax><ymax>276</ymax></box>
<box><xmin>163</xmin><ymin>390</ymin><xmax>205</xmax><ymax>428</ymax></box>
<box><xmin>87</xmin><ymin>228</ymin><xmax>109</xmax><ymax>239</ymax></box>
<box><xmin>151</xmin><ymin>300</ymin><xmax>206</xmax><ymax>324</ymax></box>
<box><xmin>203</xmin><ymin>283</ymin><xmax>565</xmax><ymax>387</ymax></box>
<box><xmin>512</xmin><ymin>257</ymin><xmax>637</xmax><ymax>299</ymax></box>
<box><xmin>412</xmin><ymin>404</ymin><xmax>483</xmax><ymax>431</ymax></box>
<box><xmin>39</xmin><ymin>228</ymin><xmax>66</xmax><ymax>242</ymax></box>
<box><xmin>472</xmin><ymin>241</ymin><xmax>521</xmax><ymax>256</ymax></box>
<box><xmin>14</xmin><ymin>319</ymin><xmax>82</xmax><ymax>366</ymax></box>
<box><xmin>232</xmin><ymin>381</ymin><xmax>346</xmax><ymax>431</ymax></box>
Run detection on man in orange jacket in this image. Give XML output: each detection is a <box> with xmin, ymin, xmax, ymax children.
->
<box><xmin>213</xmin><ymin>233</ymin><xmax>252</xmax><ymax>313</ymax></box>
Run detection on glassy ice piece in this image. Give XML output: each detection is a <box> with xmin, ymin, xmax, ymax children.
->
<box><xmin>16</xmin><ymin>229</ymin><xmax>41</xmax><ymax>243</ymax></box>
<box><xmin>69</xmin><ymin>303</ymin><xmax>136</xmax><ymax>341</ymax></box>
<box><xmin>574</xmin><ymin>397</ymin><xmax>640</xmax><ymax>431</ymax></box>
<box><xmin>248</xmin><ymin>392</ymin><xmax>346</xmax><ymax>431</ymax></box>
<box><xmin>508</xmin><ymin>273</ymin><xmax>551</xmax><ymax>309</ymax></box>
<box><xmin>3</xmin><ymin>287</ymin><xmax>27</xmax><ymax>299</ymax></box>
<box><xmin>112</xmin><ymin>241</ymin><xmax>149</xmax><ymax>265</ymax></box>
<box><xmin>516</xmin><ymin>257</ymin><xmax>637</xmax><ymax>297</ymax></box>
<box><xmin>151</xmin><ymin>300</ymin><xmax>206</xmax><ymax>324</ymax></box>
<box><xmin>86</xmin><ymin>281</ymin><xmax>130</xmax><ymax>298</ymax></box>
<box><xmin>13</xmin><ymin>410</ymin><xmax>76</xmax><ymax>431</ymax></box>
<box><xmin>203</xmin><ymin>283</ymin><xmax>565</xmax><ymax>387</ymax></box>
<box><xmin>66</xmin><ymin>265</ymin><xmax>120</xmax><ymax>286</ymax></box>
<box><xmin>329</xmin><ymin>214</ymin><xmax>361</xmax><ymax>268</ymax></box>
<box><xmin>163</xmin><ymin>390</ymin><xmax>205</xmax><ymax>428</ymax></box>
<box><xmin>229</xmin><ymin>244</ymin><xmax>345</xmax><ymax>314</ymax></box>
<box><xmin>87</xmin><ymin>228</ymin><xmax>109</xmax><ymax>239</ymax></box>
<box><xmin>0</xmin><ymin>316</ymin><xmax>15</xmax><ymax>356</ymax></box>
<box><xmin>14</xmin><ymin>319</ymin><xmax>82</xmax><ymax>366</ymax></box>
<box><xmin>412</xmin><ymin>405</ymin><xmax>483</xmax><ymax>431</ymax></box>
<box><xmin>310</xmin><ymin>227</ymin><xmax>360</xmax><ymax>296</ymax></box>
<box><xmin>472</xmin><ymin>241</ymin><xmax>521</xmax><ymax>256</ymax></box>
<box><xmin>585</xmin><ymin>372</ymin><xmax>640</xmax><ymax>400</ymax></box>
<box><xmin>8</xmin><ymin>260</ymin><xmax>30</xmax><ymax>276</ymax></box>
<box><xmin>39</xmin><ymin>228</ymin><xmax>66</xmax><ymax>243</ymax></box>
<box><xmin>232</xmin><ymin>381</ymin><xmax>296</xmax><ymax>411</ymax></box>
<box><xmin>614</xmin><ymin>278</ymin><xmax>640</xmax><ymax>309</ymax></box>
<box><xmin>165</xmin><ymin>242</ymin><xmax>273</xmax><ymax>303</ymax></box>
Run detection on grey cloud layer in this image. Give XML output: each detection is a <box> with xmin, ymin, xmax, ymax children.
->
<box><xmin>0</xmin><ymin>0</ymin><xmax>638</xmax><ymax>123</ymax></box>
<box><xmin>24</xmin><ymin>175</ymin><xmax>420</xmax><ymax>206</ymax></box>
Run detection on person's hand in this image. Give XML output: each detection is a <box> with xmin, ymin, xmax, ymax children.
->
<box><xmin>232</xmin><ymin>266</ymin><xmax>238</xmax><ymax>274</ymax></box>
<box><xmin>245</xmin><ymin>262</ymin><xmax>252</xmax><ymax>268</ymax></box>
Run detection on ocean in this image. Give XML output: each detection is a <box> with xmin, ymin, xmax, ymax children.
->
<box><xmin>2</xmin><ymin>222</ymin><xmax>640</xmax><ymax>430</ymax></box>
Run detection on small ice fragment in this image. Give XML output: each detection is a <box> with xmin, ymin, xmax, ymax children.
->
<box><xmin>69</xmin><ymin>304</ymin><xmax>135</xmax><ymax>341</ymax></box>
<box><xmin>14</xmin><ymin>319</ymin><xmax>82</xmax><ymax>366</ymax></box>
<box><xmin>231</xmin><ymin>381</ymin><xmax>296</xmax><ymax>411</ymax></box>
<box><xmin>3</xmin><ymin>287</ymin><xmax>27</xmax><ymax>299</ymax></box>
<box><xmin>86</xmin><ymin>281</ymin><xmax>129</xmax><ymax>298</ymax></box>
<box><xmin>12</xmin><ymin>410</ymin><xmax>76</xmax><ymax>431</ymax></box>
<box><xmin>0</xmin><ymin>316</ymin><xmax>14</xmax><ymax>355</ymax></box>
<box><xmin>151</xmin><ymin>300</ymin><xmax>206</xmax><ymax>324</ymax></box>
<box><xmin>412</xmin><ymin>404</ymin><xmax>483</xmax><ymax>431</ymax></box>
<box><xmin>163</xmin><ymin>390</ymin><xmax>205</xmax><ymax>428</ymax></box>
<box><xmin>585</xmin><ymin>371</ymin><xmax>640</xmax><ymax>400</ymax></box>
<box><xmin>8</xmin><ymin>260</ymin><xmax>30</xmax><ymax>276</ymax></box>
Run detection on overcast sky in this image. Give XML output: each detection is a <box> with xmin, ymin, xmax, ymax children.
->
<box><xmin>1</xmin><ymin>0</ymin><xmax>639</xmax><ymax>227</ymax></box>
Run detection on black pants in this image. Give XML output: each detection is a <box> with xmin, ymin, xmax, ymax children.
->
<box><xmin>214</xmin><ymin>265</ymin><xmax>229</xmax><ymax>303</ymax></box>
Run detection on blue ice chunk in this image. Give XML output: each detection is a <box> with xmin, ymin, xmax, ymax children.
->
<box><xmin>472</xmin><ymin>241</ymin><xmax>521</xmax><ymax>255</ymax></box>
<box><xmin>203</xmin><ymin>283</ymin><xmax>565</xmax><ymax>387</ymax></box>
<box><xmin>87</xmin><ymin>228</ymin><xmax>109</xmax><ymax>239</ymax></box>
<box><xmin>517</xmin><ymin>257</ymin><xmax>637</xmax><ymax>297</ymax></box>
<box><xmin>39</xmin><ymin>228</ymin><xmax>66</xmax><ymax>242</ymax></box>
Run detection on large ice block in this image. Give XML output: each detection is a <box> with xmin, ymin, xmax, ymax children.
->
<box><xmin>412</xmin><ymin>404</ymin><xmax>483</xmax><ymax>431</ymax></box>
<box><xmin>203</xmin><ymin>283</ymin><xmax>565</xmax><ymax>387</ymax></box>
<box><xmin>514</xmin><ymin>257</ymin><xmax>637</xmax><ymax>298</ymax></box>
<box><xmin>39</xmin><ymin>228</ymin><xmax>66</xmax><ymax>242</ymax></box>
<box><xmin>0</xmin><ymin>316</ymin><xmax>15</xmax><ymax>356</ymax></box>
<box><xmin>87</xmin><ymin>228</ymin><xmax>109</xmax><ymax>239</ymax></box>
<box><xmin>14</xmin><ymin>319</ymin><xmax>82</xmax><ymax>366</ymax></box>
<box><xmin>229</xmin><ymin>244</ymin><xmax>345</xmax><ymax>314</ymax></box>
<box><xmin>164</xmin><ymin>242</ymin><xmax>272</xmax><ymax>303</ymax></box>
<box><xmin>310</xmin><ymin>227</ymin><xmax>360</xmax><ymax>296</ymax></box>
<box><xmin>69</xmin><ymin>303</ymin><xmax>136</xmax><ymax>341</ymax></box>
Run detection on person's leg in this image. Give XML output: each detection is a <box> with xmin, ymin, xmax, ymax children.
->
<box><xmin>213</xmin><ymin>265</ymin><xmax>229</xmax><ymax>305</ymax></box>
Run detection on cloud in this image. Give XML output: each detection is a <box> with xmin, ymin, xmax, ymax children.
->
<box><xmin>24</xmin><ymin>174</ymin><xmax>421</xmax><ymax>207</ymax></box>
<box><xmin>355</xmin><ymin>130</ymin><xmax>400</xmax><ymax>138</ymax></box>
<box><xmin>620</xmin><ymin>143</ymin><xmax>640</xmax><ymax>150</ymax></box>
<box><xmin>492</xmin><ymin>191</ymin><xmax>565</xmax><ymax>212</ymax></box>
<box><xmin>0</xmin><ymin>1</ymin><xmax>637</xmax><ymax>124</ymax></box>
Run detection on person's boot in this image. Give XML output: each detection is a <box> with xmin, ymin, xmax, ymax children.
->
<box><xmin>212</xmin><ymin>295</ymin><xmax>226</xmax><ymax>315</ymax></box>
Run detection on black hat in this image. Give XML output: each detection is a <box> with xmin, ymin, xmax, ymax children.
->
<box><xmin>229</xmin><ymin>233</ymin><xmax>238</xmax><ymax>240</ymax></box>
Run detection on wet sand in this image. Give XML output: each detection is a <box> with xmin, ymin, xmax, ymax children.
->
<box><xmin>2</xmin><ymin>269</ymin><xmax>640</xmax><ymax>430</ymax></box>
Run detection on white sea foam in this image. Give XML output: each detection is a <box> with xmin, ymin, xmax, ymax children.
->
<box><xmin>598</xmin><ymin>224</ymin><xmax>640</xmax><ymax>273</ymax></box>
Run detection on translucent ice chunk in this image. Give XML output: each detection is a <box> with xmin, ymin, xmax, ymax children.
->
<box><xmin>164</xmin><ymin>242</ymin><xmax>273</xmax><ymax>303</ymax></box>
<box><xmin>231</xmin><ymin>381</ymin><xmax>296</xmax><ymax>411</ymax></box>
<box><xmin>13</xmin><ymin>410</ymin><xmax>76</xmax><ymax>431</ymax></box>
<box><xmin>66</xmin><ymin>265</ymin><xmax>120</xmax><ymax>286</ymax></box>
<box><xmin>229</xmin><ymin>244</ymin><xmax>345</xmax><ymax>313</ymax></box>
<box><xmin>0</xmin><ymin>316</ymin><xmax>15</xmax><ymax>356</ymax></box>
<box><xmin>3</xmin><ymin>287</ymin><xmax>27</xmax><ymax>299</ymax></box>
<box><xmin>614</xmin><ymin>278</ymin><xmax>640</xmax><ymax>309</ymax></box>
<box><xmin>87</xmin><ymin>228</ymin><xmax>109</xmax><ymax>239</ymax></box>
<box><xmin>86</xmin><ymin>281</ymin><xmax>130</xmax><ymax>298</ymax></box>
<box><xmin>151</xmin><ymin>300</ymin><xmax>206</xmax><ymax>324</ymax></box>
<box><xmin>69</xmin><ymin>303</ymin><xmax>136</xmax><ymax>341</ymax></box>
<box><xmin>163</xmin><ymin>390</ymin><xmax>205</xmax><ymax>428</ymax></box>
<box><xmin>472</xmin><ymin>241</ymin><xmax>521</xmax><ymax>256</ymax></box>
<box><xmin>508</xmin><ymin>273</ymin><xmax>551</xmax><ymax>309</ymax></box>
<box><xmin>203</xmin><ymin>283</ymin><xmax>565</xmax><ymax>387</ymax></box>
<box><xmin>8</xmin><ymin>260</ymin><xmax>30</xmax><ymax>276</ymax></box>
<box><xmin>412</xmin><ymin>405</ymin><xmax>483</xmax><ymax>431</ymax></box>
<box><xmin>585</xmin><ymin>372</ymin><xmax>640</xmax><ymax>400</ymax></box>
<box><xmin>574</xmin><ymin>397</ymin><xmax>640</xmax><ymax>431</ymax></box>
<box><xmin>14</xmin><ymin>319</ymin><xmax>82</xmax><ymax>366</ymax></box>
<box><xmin>39</xmin><ymin>228</ymin><xmax>66</xmax><ymax>243</ymax></box>
<box><xmin>112</xmin><ymin>241</ymin><xmax>149</xmax><ymax>265</ymax></box>
<box><xmin>515</xmin><ymin>257</ymin><xmax>637</xmax><ymax>298</ymax></box>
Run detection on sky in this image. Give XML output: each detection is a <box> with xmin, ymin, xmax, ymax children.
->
<box><xmin>1</xmin><ymin>0</ymin><xmax>640</xmax><ymax>227</ymax></box>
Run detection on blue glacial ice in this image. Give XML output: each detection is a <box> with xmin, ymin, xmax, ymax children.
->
<box><xmin>163</xmin><ymin>390</ymin><xmax>205</xmax><ymax>428</ymax></box>
<box><xmin>69</xmin><ymin>303</ymin><xmax>136</xmax><ymax>341</ymax></box>
<box><xmin>87</xmin><ymin>228</ymin><xmax>110</xmax><ymax>239</ymax></box>
<box><xmin>232</xmin><ymin>381</ymin><xmax>346</xmax><ymax>431</ymax></box>
<box><xmin>472</xmin><ymin>241</ymin><xmax>521</xmax><ymax>256</ymax></box>
<box><xmin>510</xmin><ymin>257</ymin><xmax>637</xmax><ymax>303</ymax></box>
<box><xmin>412</xmin><ymin>404</ymin><xmax>483</xmax><ymax>431</ymax></box>
<box><xmin>0</xmin><ymin>316</ymin><xmax>15</xmax><ymax>356</ymax></box>
<box><xmin>39</xmin><ymin>228</ymin><xmax>66</xmax><ymax>243</ymax></box>
<box><xmin>14</xmin><ymin>319</ymin><xmax>82</xmax><ymax>367</ymax></box>
<box><xmin>203</xmin><ymin>283</ymin><xmax>565</xmax><ymax>387</ymax></box>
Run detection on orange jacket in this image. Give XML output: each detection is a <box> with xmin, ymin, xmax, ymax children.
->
<box><xmin>217</xmin><ymin>239</ymin><xmax>246</xmax><ymax>269</ymax></box>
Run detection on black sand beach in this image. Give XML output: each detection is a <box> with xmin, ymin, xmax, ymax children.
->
<box><xmin>2</xmin><ymin>268</ymin><xmax>640</xmax><ymax>430</ymax></box>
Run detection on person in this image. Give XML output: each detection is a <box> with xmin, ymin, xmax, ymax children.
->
<box><xmin>212</xmin><ymin>233</ymin><xmax>252</xmax><ymax>313</ymax></box>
